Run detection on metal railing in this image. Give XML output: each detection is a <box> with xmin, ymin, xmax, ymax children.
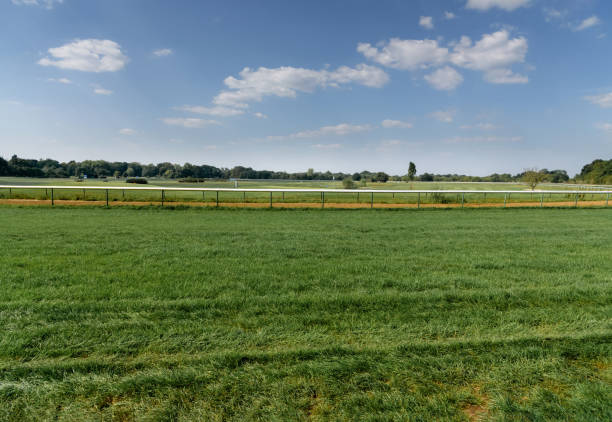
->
<box><xmin>0</xmin><ymin>185</ymin><xmax>610</xmax><ymax>208</ymax></box>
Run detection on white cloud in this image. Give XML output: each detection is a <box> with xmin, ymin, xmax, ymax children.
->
<box><xmin>444</xmin><ymin>11</ymin><xmax>456</xmax><ymax>20</ymax></box>
<box><xmin>312</xmin><ymin>143</ymin><xmax>342</xmax><ymax>149</ymax></box>
<box><xmin>573</xmin><ymin>16</ymin><xmax>601</xmax><ymax>32</ymax></box>
<box><xmin>253</xmin><ymin>112</ymin><xmax>268</xmax><ymax>119</ymax></box>
<box><xmin>449</xmin><ymin>30</ymin><xmax>528</xmax><ymax>83</ymax></box>
<box><xmin>359</xmin><ymin>30</ymin><xmax>528</xmax><ymax>85</ymax></box>
<box><xmin>424</xmin><ymin>66</ymin><xmax>464</xmax><ymax>90</ymax></box>
<box><xmin>329</xmin><ymin>64</ymin><xmax>390</xmax><ymax>87</ymax></box>
<box><xmin>269</xmin><ymin>123</ymin><xmax>371</xmax><ymax>140</ymax></box>
<box><xmin>213</xmin><ymin>64</ymin><xmax>388</xmax><ymax>108</ymax></box>
<box><xmin>381</xmin><ymin>119</ymin><xmax>413</xmax><ymax>129</ymax></box>
<box><xmin>47</xmin><ymin>77</ymin><xmax>72</xmax><ymax>84</ymax></box>
<box><xmin>460</xmin><ymin>122</ymin><xmax>498</xmax><ymax>130</ymax></box>
<box><xmin>176</xmin><ymin>105</ymin><xmax>244</xmax><ymax>116</ymax></box>
<box><xmin>419</xmin><ymin>16</ymin><xmax>434</xmax><ymax>29</ymax></box>
<box><xmin>11</xmin><ymin>0</ymin><xmax>63</xmax><ymax>9</ymax></box>
<box><xmin>357</xmin><ymin>38</ymin><xmax>448</xmax><ymax>70</ymax></box>
<box><xmin>161</xmin><ymin>118</ymin><xmax>220</xmax><ymax>128</ymax></box>
<box><xmin>430</xmin><ymin>109</ymin><xmax>456</xmax><ymax>123</ymax></box>
<box><xmin>585</xmin><ymin>92</ymin><xmax>612</xmax><ymax>108</ymax></box>
<box><xmin>595</xmin><ymin>123</ymin><xmax>612</xmax><ymax>132</ymax></box>
<box><xmin>445</xmin><ymin>135</ymin><xmax>522</xmax><ymax>143</ymax></box>
<box><xmin>169</xmin><ymin>138</ymin><xmax>184</xmax><ymax>144</ymax></box>
<box><xmin>483</xmin><ymin>68</ymin><xmax>528</xmax><ymax>84</ymax></box>
<box><xmin>543</xmin><ymin>8</ymin><xmax>566</xmax><ymax>22</ymax></box>
<box><xmin>119</xmin><ymin>128</ymin><xmax>137</xmax><ymax>135</ymax></box>
<box><xmin>465</xmin><ymin>0</ymin><xmax>530</xmax><ymax>12</ymax></box>
<box><xmin>93</xmin><ymin>87</ymin><xmax>112</xmax><ymax>95</ymax></box>
<box><xmin>153</xmin><ymin>48</ymin><xmax>173</xmax><ymax>57</ymax></box>
<box><xmin>38</xmin><ymin>39</ymin><xmax>128</xmax><ymax>72</ymax></box>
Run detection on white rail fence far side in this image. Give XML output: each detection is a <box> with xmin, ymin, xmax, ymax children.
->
<box><xmin>0</xmin><ymin>185</ymin><xmax>610</xmax><ymax>208</ymax></box>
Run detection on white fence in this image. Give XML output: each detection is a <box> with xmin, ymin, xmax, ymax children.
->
<box><xmin>0</xmin><ymin>185</ymin><xmax>610</xmax><ymax>208</ymax></box>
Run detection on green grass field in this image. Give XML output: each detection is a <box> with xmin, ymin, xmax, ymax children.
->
<box><xmin>1</xmin><ymin>206</ymin><xmax>610</xmax><ymax>420</ymax></box>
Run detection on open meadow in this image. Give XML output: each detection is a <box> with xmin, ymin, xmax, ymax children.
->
<box><xmin>0</xmin><ymin>206</ymin><xmax>610</xmax><ymax>420</ymax></box>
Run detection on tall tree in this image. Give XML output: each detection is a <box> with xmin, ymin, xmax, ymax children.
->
<box><xmin>408</xmin><ymin>162</ymin><xmax>417</xmax><ymax>180</ymax></box>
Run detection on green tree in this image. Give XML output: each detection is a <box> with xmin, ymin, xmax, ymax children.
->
<box><xmin>522</xmin><ymin>168</ymin><xmax>546</xmax><ymax>190</ymax></box>
<box><xmin>374</xmin><ymin>172</ymin><xmax>389</xmax><ymax>183</ymax></box>
<box><xmin>408</xmin><ymin>162</ymin><xmax>416</xmax><ymax>180</ymax></box>
<box><xmin>0</xmin><ymin>157</ymin><xmax>9</xmax><ymax>176</ymax></box>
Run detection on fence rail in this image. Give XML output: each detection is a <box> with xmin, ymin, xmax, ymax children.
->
<box><xmin>0</xmin><ymin>185</ymin><xmax>610</xmax><ymax>208</ymax></box>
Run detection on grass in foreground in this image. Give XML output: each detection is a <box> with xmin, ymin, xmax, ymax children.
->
<box><xmin>0</xmin><ymin>207</ymin><xmax>610</xmax><ymax>421</ymax></box>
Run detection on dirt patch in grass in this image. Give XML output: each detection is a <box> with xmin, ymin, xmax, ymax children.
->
<box><xmin>463</xmin><ymin>403</ymin><xmax>488</xmax><ymax>421</ymax></box>
<box><xmin>462</xmin><ymin>385</ymin><xmax>490</xmax><ymax>421</ymax></box>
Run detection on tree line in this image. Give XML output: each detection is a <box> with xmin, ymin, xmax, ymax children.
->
<box><xmin>577</xmin><ymin>159</ymin><xmax>612</xmax><ymax>184</ymax></box>
<box><xmin>1</xmin><ymin>154</ymin><xmax>607</xmax><ymax>184</ymax></box>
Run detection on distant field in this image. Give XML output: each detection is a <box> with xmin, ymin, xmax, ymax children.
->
<box><xmin>1</xmin><ymin>176</ymin><xmax>608</xmax><ymax>191</ymax></box>
<box><xmin>0</xmin><ymin>177</ymin><xmax>609</xmax><ymax>207</ymax></box>
<box><xmin>0</xmin><ymin>207</ymin><xmax>610</xmax><ymax>420</ymax></box>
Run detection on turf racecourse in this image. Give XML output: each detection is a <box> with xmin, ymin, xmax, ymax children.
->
<box><xmin>0</xmin><ymin>207</ymin><xmax>610</xmax><ymax>421</ymax></box>
<box><xmin>0</xmin><ymin>198</ymin><xmax>609</xmax><ymax>209</ymax></box>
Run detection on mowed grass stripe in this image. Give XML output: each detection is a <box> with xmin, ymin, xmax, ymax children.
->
<box><xmin>0</xmin><ymin>207</ymin><xmax>610</xmax><ymax>420</ymax></box>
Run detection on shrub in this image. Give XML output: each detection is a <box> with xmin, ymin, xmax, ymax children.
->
<box><xmin>430</xmin><ymin>192</ymin><xmax>452</xmax><ymax>204</ymax></box>
<box><xmin>342</xmin><ymin>177</ymin><xmax>356</xmax><ymax>189</ymax></box>
<box><xmin>126</xmin><ymin>178</ymin><xmax>148</xmax><ymax>184</ymax></box>
<box><xmin>178</xmin><ymin>177</ymin><xmax>206</xmax><ymax>183</ymax></box>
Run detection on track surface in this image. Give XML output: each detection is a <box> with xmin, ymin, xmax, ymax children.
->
<box><xmin>0</xmin><ymin>198</ymin><xmax>608</xmax><ymax>208</ymax></box>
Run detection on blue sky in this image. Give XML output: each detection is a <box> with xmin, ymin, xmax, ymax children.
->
<box><xmin>1</xmin><ymin>0</ymin><xmax>611</xmax><ymax>175</ymax></box>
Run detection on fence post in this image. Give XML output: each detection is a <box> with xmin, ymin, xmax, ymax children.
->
<box><xmin>461</xmin><ymin>193</ymin><xmax>464</xmax><ymax>208</ymax></box>
<box><xmin>371</xmin><ymin>192</ymin><xmax>374</xmax><ymax>208</ymax></box>
<box><xmin>269</xmin><ymin>191</ymin><xmax>272</xmax><ymax>208</ymax></box>
<box><xmin>417</xmin><ymin>192</ymin><xmax>420</xmax><ymax>209</ymax></box>
<box><xmin>322</xmin><ymin>192</ymin><xmax>325</xmax><ymax>208</ymax></box>
<box><xmin>540</xmin><ymin>194</ymin><xmax>543</xmax><ymax>208</ymax></box>
<box><xmin>51</xmin><ymin>188</ymin><xmax>54</xmax><ymax>206</ymax></box>
<box><xmin>504</xmin><ymin>194</ymin><xmax>507</xmax><ymax>208</ymax></box>
<box><xmin>607</xmin><ymin>193</ymin><xmax>609</xmax><ymax>207</ymax></box>
<box><xmin>575</xmin><ymin>193</ymin><xmax>578</xmax><ymax>208</ymax></box>
<box><xmin>203</xmin><ymin>191</ymin><xmax>205</xmax><ymax>202</ymax></box>
<box><xmin>243</xmin><ymin>191</ymin><xmax>246</xmax><ymax>204</ymax></box>
<box><xmin>216</xmin><ymin>191</ymin><xmax>219</xmax><ymax>207</ymax></box>
<box><xmin>106</xmin><ymin>189</ymin><xmax>109</xmax><ymax>207</ymax></box>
